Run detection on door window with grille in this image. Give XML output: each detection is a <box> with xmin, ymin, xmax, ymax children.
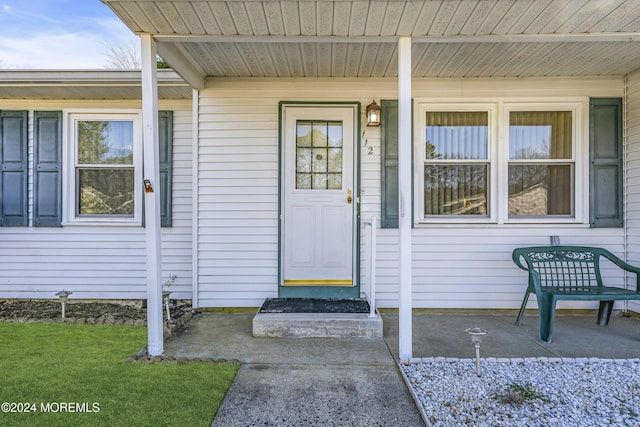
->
<box><xmin>295</xmin><ymin>120</ymin><xmax>343</xmax><ymax>190</ymax></box>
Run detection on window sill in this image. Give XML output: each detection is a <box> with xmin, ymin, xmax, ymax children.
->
<box><xmin>417</xmin><ymin>218</ymin><xmax>495</xmax><ymax>225</ymax></box>
<box><xmin>62</xmin><ymin>219</ymin><xmax>142</xmax><ymax>227</ymax></box>
<box><xmin>415</xmin><ymin>220</ymin><xmax>590</xmax><ymax>228</ymax></box>
<box><xmin>503</xmin><ymin>218</ymin><xmax>585</xmax><ymax>225</ymax></box>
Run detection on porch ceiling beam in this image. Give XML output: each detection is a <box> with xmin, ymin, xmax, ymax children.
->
<box><xmin>153</xmin><ymin>32</ymin><xmax>640</xmax><ymax>44</ymax></box>
<box><xmin>156</xmin><ymin>42</ymin><xmax>206</xmax><ymax>89</ymax></box>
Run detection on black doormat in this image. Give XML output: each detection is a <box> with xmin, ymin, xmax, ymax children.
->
<box><xmin>259</xmin><ymin>298</ymin><xmax>370</xmax><ymax>314</ymax></box>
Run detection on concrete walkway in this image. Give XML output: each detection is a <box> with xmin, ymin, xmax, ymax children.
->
<box><xmin>163</xmin><ymin>312</ymin><xmax>425</xmax><ymax>426</ymax></box>
<box><xmin>163</xmin><ymin>311</ymin><xmax>640</xmax><ymax>426</ymax></box>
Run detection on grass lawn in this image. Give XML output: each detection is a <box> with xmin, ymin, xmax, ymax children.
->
<box><xmin>0</xmin><ymin>323</ymin><xmax>238</xmax><ymax>427</ymax></box>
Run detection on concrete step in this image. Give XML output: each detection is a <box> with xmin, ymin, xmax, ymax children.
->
<box><xmin>252</xmin><ymin>312</ymin><xmax>383</xmax><ymax>338</ymax></box>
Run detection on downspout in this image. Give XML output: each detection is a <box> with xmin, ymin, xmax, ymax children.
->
<box><xmin>398</xmin><ymin>36</ymin><xmax>413</xmax><ymax>362</ymax></box>
<box><xmin>141</xmin><ymin>34</ymin><xmax>164</xmax><ymax>356</ymax></box>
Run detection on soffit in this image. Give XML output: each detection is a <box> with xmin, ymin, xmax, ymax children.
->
<box><xmin>102</xmin><ymin>0</ymin><xmax>640</xmax><ymax>81</ymax></box>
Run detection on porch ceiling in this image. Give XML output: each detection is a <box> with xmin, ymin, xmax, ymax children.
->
<box><xmin>103</xmin><ymin>0</ymin><xmax>640</xmax><ymax>85</ymax></box>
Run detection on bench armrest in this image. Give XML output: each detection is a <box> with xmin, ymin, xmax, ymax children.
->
<box><xmin>512</xmin><ymin>248</ymin><xmax>531</xmax><ymax>272</ymax></box>
<box><xmin>598</xmin><ymin>248</ymin><xmax>640</xmax><ymax>292</ymax></box>
<box><xmin>512</xmin><ymin>248</ymin><xmax>543</xmax><ymax>294</ymax></box>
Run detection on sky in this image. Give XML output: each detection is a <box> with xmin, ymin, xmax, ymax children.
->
<box><xmin>0</xmin><ymin>0</ymin><xmax>138</xmax><ymax>69</ymax></box>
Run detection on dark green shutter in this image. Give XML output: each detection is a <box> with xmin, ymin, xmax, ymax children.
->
<box><xmin>589</xmin><ymin>98</ymin><xmax>623</xmax><ymax>228</ymax></box>
<box><xmin>34</xmin><ymin>111</ymin><xmax>62</xmax><ymax>227</ymax></box>
<box><xmin>159</xmin><ymin>111</ymin><xmax>173</xmax><ymax>227</ymax></box>
<box><xmin>0</xmin><ymin>111</ymin><xmax>28</xmax><ymax>226</ymax></box>
<box><xmin>381</xmin><ymin>100</ymin><xmax>398</xmax><ymax>228</ymax></box>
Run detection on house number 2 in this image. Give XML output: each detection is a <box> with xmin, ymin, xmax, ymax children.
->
<box><xmin>364</xmin><ymin>140</ymin><xmax>373</xmax><ymax>155</ymax></box>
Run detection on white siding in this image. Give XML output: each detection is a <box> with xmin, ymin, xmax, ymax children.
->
<box><xmin>374</xmin><ymin>227</ymin><xmax>625</xmax><ymax>309</ymax></box>
<box><xmin>0</xmin><ymin>100</ymin><xmax>193</xmax><ymax>300</ymax></box>
<box><xmin>626</xmin><ymin>69</ymin><xmax>640</xmax><ymax>313</ymax></box>
<box><xmin>160</xmin><ymin>106</ymin><xmax>194</xmax><ymax>299</ymax></box>
<box><xmin>196</xmin><ymin>76</ymin><xmax>628</xmax><ymax>309</ymax></box>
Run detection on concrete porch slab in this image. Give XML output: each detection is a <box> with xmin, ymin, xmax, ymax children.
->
<box><xmin>252</xmin><ymin>312</ymin><xmax>383</xmax><ymax>338</ymax></box>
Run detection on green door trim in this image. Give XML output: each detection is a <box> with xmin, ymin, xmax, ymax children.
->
<box><xmin>278</xmin><ymin>101</ymin><xmax>361</xmax><ymax>298</ymax></box>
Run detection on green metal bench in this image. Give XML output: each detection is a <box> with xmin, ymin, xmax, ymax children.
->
<box><xmin>512</xmin><ymin>246</ymin><xmax>640</xmax><ymax>343</ymax></box>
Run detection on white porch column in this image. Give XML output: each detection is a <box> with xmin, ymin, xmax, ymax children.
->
<box><xmin>398</xmin><ymin>36</ymin><xmax>413</xmax><ymax>361</ymax></box>
<box><xmin>191</xmin><ymin>88</ymin><xmax>200</xmax><ymax>308</ymax></box>
<box><xmin>141</xmin><ymin>34</ymin><xmax>163</xmax><ymax>356</ymax></box>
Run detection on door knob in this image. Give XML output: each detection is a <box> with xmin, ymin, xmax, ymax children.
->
<box><xmin>347</xmin><ymin>188</ymin><xmax>353</xmax><ymax>204</ymax></box>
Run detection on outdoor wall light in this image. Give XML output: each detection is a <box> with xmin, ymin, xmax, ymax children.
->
<box><xmin>465</xmin><ymin>325</ymin><xmax>488</xmax><ymax>377</ymax></box>
<box><xmin>366</xmin><ymin>100</ymin><xmax>381</xmax><ymax>127</ymax></box>
<box><xmin>55</xmin><ymin>290</ymin><xmax>72</xmax><ymax>320</ymax></box>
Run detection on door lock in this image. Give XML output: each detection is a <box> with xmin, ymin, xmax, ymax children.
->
<box><xmin>347</xmin><ymin>188</ymin><xmax>353</xmax><ymax>204</ymax></box>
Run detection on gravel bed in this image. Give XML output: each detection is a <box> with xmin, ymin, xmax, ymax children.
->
<box><xmin>401</xmin><ymin>359</ymin><xmax>640</xmax><ymax>427</ymax></box>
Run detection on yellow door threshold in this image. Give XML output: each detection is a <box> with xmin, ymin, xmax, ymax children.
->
<box><xmin>283</xmin><ymin>280</ymin><xmax>353</xmax><ymax>286</ymax></box>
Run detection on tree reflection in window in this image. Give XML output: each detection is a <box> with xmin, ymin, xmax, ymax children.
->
<box><xmin>295</xmin><ymin>120</ymin><xmax>343</xmax><ymax>190</ymax></box>
<box><xmin>424</xmin><ymin>111</ymin><xmax>489</xmax><ymax>215</ymax></box>
<box><xmin>76</xmin><ymin>120</ymin><xmax>135</xmax><ymax>216</ymax></box>
<box><xmin>508</xmin><ymin>111</ymin><xmax>573</xmax><ymax>217</ymax></box>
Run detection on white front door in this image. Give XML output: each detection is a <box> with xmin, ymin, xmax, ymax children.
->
<box><xmin>280</xmin><ymin>104</ymin><xmax>358</xmax><ymax>296</ymax></box>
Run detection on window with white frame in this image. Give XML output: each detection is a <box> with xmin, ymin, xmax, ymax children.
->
<box><xmin>67</xmin><ymin>113</ymin><xmax>142</xmax><ymax>223</ymax></box>
<box><xmin>507</xmin><ymin>110</ymin><xmax>574</xmax><ymax>218</ymax></box>
<box><xmin>419</xmin><ymin>105</ymin><xmax>495</xmax><ymax>220</ymax></box>
<box><xmin>415</xmin><ymin>100</ymin><xmax>583</xmax><ymax>223</ymax></box>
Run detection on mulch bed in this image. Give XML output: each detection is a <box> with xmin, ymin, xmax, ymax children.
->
<box><xmin>0</xmin><ymin>299</ymin><xmax>193</xmax><ymax>330</ymax></box>
<box><xmin>0</xmin><ymin>299</ymin><xmax>147</xmax><ymax>323</ymax></box>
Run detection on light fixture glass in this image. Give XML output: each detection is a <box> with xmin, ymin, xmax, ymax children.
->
<box><xmin>366</xmin><ymin>100</ymin><xmax>381</xmax><ymax>127</ymax></box>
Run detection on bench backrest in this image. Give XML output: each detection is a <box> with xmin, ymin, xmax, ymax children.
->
<box><xmin>513</xmin><ymin>246</ymin><xmax>603</xmax><ymax>290</ymax></box>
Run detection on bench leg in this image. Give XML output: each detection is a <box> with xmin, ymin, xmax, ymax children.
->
<box><xmin>538</xmin><ymin>294</ymin><xmax>556</xmax><ymax>343</ymax></box>
<box><xmin>597</xmin><ymin>301</ymin><xmax>614</xmax><ymax>326</ymax></box>
<box><xmin>515</xmin><ymin>291</ymin><xmax>531</xmax><ymax>326</ymax></box>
